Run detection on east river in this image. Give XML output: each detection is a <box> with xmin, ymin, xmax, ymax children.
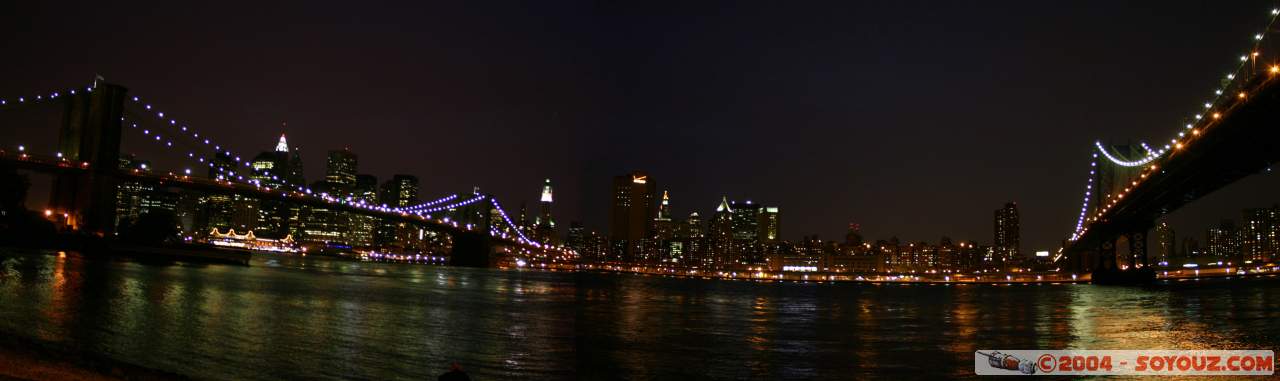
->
<box><xmin>1</xmin><ymin>249</ymin><xmax>1278</xmax><ymax>379</ymax></box>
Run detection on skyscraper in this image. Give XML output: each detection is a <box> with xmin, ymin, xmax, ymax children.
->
<box><xmin>1155</xmin><ymin>220</ymin><xmax>1176</xmax><ymax>265</ymax></box>
<box><xmin>252</xmin><ymin>132</ymin><xmax>299</xmax><ymax>238</ymax></box>
<box><xmin>730</xmin><ymin>200</ymin><xmax>761</xmax><ymax>241</ymax></box>
<box><xmin>325</xmin><ymin>149</ymin><xmax>358</xmax><ymax>192</ymax></box>
<box><xmin>379</xmin><ymin>175</ymin><xmax>420</xmax><ymax>207</ymax></box>
<box><xmin>678</xmin><ymin>212</ymin><xmax>708</xmax><ymax>268</ymax></box>
<box><xmin>1241</xmin><ymin>205</ymin><xmax>1280</xmax><ymax>263</ymax></box>
<box><xmin>535</xmin><ymin>179</ymin><xmax>556</xmax><ymax>243</ymax></box>
<box><xmin>610</xmin><ymin>171</ymin><xmax>657</xmax><ymax>262</ymax></box>
<box><xmin>651</xmin><ymin>190</ymin><xmax>678</xmax><ymax>263</ymax></box>
<box><xmin>759</xmin><ymin>206</ymin><xmax>780</xmax><ymax>242</ymax></box>
<box><xmin>1206</xmin><ymin>220</ymin><xmax>1242</xmax><ymax>259</ymax></box>
<box><xmin>993</xmin><ymin>202</ymin><xmax>1021</xmax><ymax>266</ymax></box>
<box><xmin>652</xmin><ymin>190</ymin><xmax>674</xmax><ymax>240</ymax></box>
<box><xmin>566</xmin><ymin>221</ymin><xmax>586</xmax><ymax>255</ymax></box>
<box><xmin>347</xmin><ymin>174</ymin><xmax>379</xmax><ymax>247</ymax></box>
<box><xmin>709</xmin><ymin>196</ymin><xmax>735</xmax><ymax>267</ymax></box>
<box><xmin>300</xmin><ymin>148</ymin><xmax>361</xmax><ymax>246</ymax></box>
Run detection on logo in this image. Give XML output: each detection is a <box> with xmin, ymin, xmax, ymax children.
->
<box><xmin>976</xmin><ymin>350</ymin><xmax>1274</xmax><ymax>376</ymax></box>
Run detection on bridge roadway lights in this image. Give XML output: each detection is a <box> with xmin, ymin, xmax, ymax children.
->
<box><xmin>449</xmin><ymin>230</ymin><xmax>494</xmax><ymax>268</ymax></box>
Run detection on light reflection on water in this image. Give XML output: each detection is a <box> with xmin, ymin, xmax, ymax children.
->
<box><xmin>1</xmin><ymin>249</ymin><xmax>1278</xmax><ymax>379</ymax></box>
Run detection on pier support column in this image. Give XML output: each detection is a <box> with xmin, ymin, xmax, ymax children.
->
<box><xmin>51</xmin><ymin>82</ymin><xmax>127</xmax><ymax>236</ymax></box>
<box><xmin>1126</xmin><ymin>230</ymin><xmax>1149</xmax><ymax>268</ymax></box>
<box><xmin>1096</xmin><ymin>238</ymin><xmax>1117</xmax><ymax>271</ymax></box>
<box><xmin>449</xmin><ymin>230</ymin><xmax>493</xmax><ymax>267</ymax></box>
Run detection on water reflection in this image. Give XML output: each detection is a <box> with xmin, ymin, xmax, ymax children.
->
<box><xmin>2</xmin><ymin>249</ymin><xmax>1279</xmax><ymax>379</ymax></box>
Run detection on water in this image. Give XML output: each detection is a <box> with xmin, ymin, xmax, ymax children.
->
<box><xmin>1</xmin><ymin>249</ymin><xmax>1279</xmax><ymax>380</ymax></box>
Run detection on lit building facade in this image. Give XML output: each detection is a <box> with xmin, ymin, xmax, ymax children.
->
<box><xmin>1155</xmin><ymin>220</ymin><xmax>1176</xmax><ymax>265</ymax></box>
<box><xmin>1206</xmin><ymin>220</ymin><xmax>1242</xmax><ymax>259</ymax></box>
<box><xmin>610</xmin><ymin>171</ymin><xmax>656</xmax><ymax>262</ymax></box>
<box><xmin>535</xmin><ymin>179</ymin><xmax>557</xmax><ymax>244</ymax></box>
<box><xmin>993</xmin><ymin>202</ymin><xmax>1021</xmax><ymax>267</ymax></box>
<box><xmin>325</xmin><ymin>149</ymin><xmax>358</xmax><ymax>192</ymax></box>
<box><xmin>1241</xmin><ymin>206</ymin><xmax>1280</xmax><ymax>263</ymax></box>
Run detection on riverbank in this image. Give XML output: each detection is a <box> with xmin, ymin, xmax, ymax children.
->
<box><xmin>578</xmin><ymin>264</ymin><xmax>1280</xmax><ymax>285</ymax></box>
<box><xmin>0</xmin><ymin>335</ymin><xmax>185</xmax><ymax>380</ymax></box>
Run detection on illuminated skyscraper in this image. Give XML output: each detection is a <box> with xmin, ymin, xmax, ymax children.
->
<box><xmin>759</xmin><ymin>206</ymin><xmax>780</xmax><ymax>242</ymax></box>
<box><xmin>325</xmin><ymin>149</ymin><xmax>358</xmax><ymax>193</ymax></box>
<box><xmin>1241</xmin><ymin>205</ymin><xmax>1280</xmax><ymax>263</ymax></box>
<box><xmin>709</xmin><ymin>196</ymin><xmax>735</xmax><ymax>267</ymax></box>
<box><xmin>651</xmin><ymin>190</ymin><xmax>679</xmax><ymax>263</ymax></box>
<box><xmin>993</xmin><ymin>202</ymin><xmax>1021</xmax><ymax>265</ymax></box>
<box><xmin>535</xmin><ymin>179</ymin><xmax>556</xmax><ymax>243</ymax></box>
<box><xmin>252</xmin><ymin>133</ymin><xmax>296</xmax><ymax>237</ymax></box>
<box><xmin>730</xmin><ymin>200</ymin><xmax>760</xmax><ymax>241</ymax></box>
<box><xmin>380</xmin><ymin>175</ymin><xmax>420</xmax><ymax>207</ymax></box>
<box><xmin>114</xmin><ymin>155</ymin><xmax>153</xmax><ymax>230</ymax></box>
<box><xmin>1206</xmin><ymin>220</ymin><xmax>1242</xmax><ymax>259</ymax></box>
<box><xmin>1155</xmin><ymin>220</ymin><xmax>1176</xmax><ymax>265</ymax></box>
<box><xmin>346</xmin><ymin>174</ymin><xmax>379</xmax><ymax>247</ymax></box>
<box><xmin>677</xmin><ymin>212</ymin><xmax>708</xmax><ymax>267</ymax></box>
<box><xmin>653</xmin><ymin>190</ymin><xmax>674</xmax><ymax>241</ymax></box>
<box><xmin>610</xmin><ymin>171</ymin><xmax>656</xmax><ymax>262</ymax></box>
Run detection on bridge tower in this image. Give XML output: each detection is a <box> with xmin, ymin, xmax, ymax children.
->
<box><xmin>50</xmin><ymin>81</ymin><xmax>128</xmax><ymax>235</ymax></box>
<box><xmin>449</xmin><ymin>231</ymin><xmax>494</xmax><ymax>267</ymax></box>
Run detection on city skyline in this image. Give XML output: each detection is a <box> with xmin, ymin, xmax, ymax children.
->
<box><xmin>7</xmin><ymin>3</ymin><xmax>1280</xmax><ymax>379</ymax></box>
<box><xmin>7</xmin><ymin>1</ymin><xmax>1280</xmax><ymax>253</ymax></box>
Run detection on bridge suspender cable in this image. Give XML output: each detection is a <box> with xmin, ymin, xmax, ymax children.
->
<box><xmin>1068</xmin><ymin>7</ymin><xmax>1280</xmax><ymax>244</ymax></box>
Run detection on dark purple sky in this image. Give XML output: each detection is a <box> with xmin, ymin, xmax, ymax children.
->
<box><xmin>4</xmin><ymin>1</ymin><xmax>1280</xmax><ymax>252</ymax></box>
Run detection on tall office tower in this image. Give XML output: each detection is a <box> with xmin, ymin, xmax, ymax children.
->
<box><xmin>652</xmin><ymin>190</ymin><xmax>674</xmax><ymax>241</ymax></box>
<box><xmin>759</xmin><ymin>206</ymin><xmax>780</xmax><ymax>242</ymax></box>
<box><xmin>651</xmin><ymin>191</ymin><xmax>677</xmax><ymax>262</ymax></box>
<box><xmin>993</xmin><ymin>202</ymin><xmax>1021</xmax><ymax>265</ymax></box>
<box><xmin>610</xmin><ymin>171</ymin><xmax>656</xmax><ymax>262</ymax></box>
<box><xmin>1206</xmin><ymin>220</ymin><xmax>1242</xmax><ymax>259</ymax></box>
<box><xmin>114</xmin><ymin>155</ymin><xmax>154</xmax><ymax>230</ymax></box>
<box><xmin>1241</xmin><ymin>205</ymin><xmax>1280</xmax><ymax>263</ymax></box>
<box><xmin>730</xmin><ymin>200</ymin><xmax>761</xmax><ymax>241</ymax></box>
<box><xmin>566</xmin><ymin>221</ymin><xmax>586</xmax><ymax>253</ymax></box>
<box><xmin>346</xmin><ymin>174</ymin><xmax>379</xmax><ymax>247</ymax></box>
<box><xmin>300</xmin><ymin>180</ymin><xmax>348</xmax><ymax>245</ymax></box>
<box><xmin>263</xmin><ymin>127</ymin><xmax>305</xmax><ymax>186</ymax></box>
<box><xmin>252</xmin><ymin>133</ymin><xmax>295</xmax><ymax>237</ymax></box>
<box><xmin>678</xmin><ymin>212</ymin><xmax>708</xmax><ymax>268</ymax></box>
<box><xmin>710</xmin><ymin>197</ymin><xmax>736</xmax><ymax>267</ymax></box>
<box><xmin>372</xmin><ymin>175</ymin><xmax>421</xmax><ymax>252</ymax></box>
<box><xmin>517</xmin><ymin>203</ymin><xmax>532</xmax><ymax>238</ymax></box>
<box><xmin>324</xmin><ymin>149</ymin><xmax>358</xmax><ymax>193</ymax></box>
<box><xmin>380</xmin><ymin>175</ymin><xmax>420</xmax><ymax>207</ymax></box>
<box><xmin>250</xmin><ymin>151</ymin><xmax>287</xmax><ymax>189</ymax></box>
<box><xmin>729</xmin><ymin>200</ymin><xmax>763</xmax><ymax>264</ymax></box>
<box><xmin>1154</xmin><ymin>220</ymin><xmax>1176</xmax><ymax>265</ymax></box>
<box><xmin>534</xmin><ymin>179</ymin><xmax>556</xmax><ymax>243</ymax></box>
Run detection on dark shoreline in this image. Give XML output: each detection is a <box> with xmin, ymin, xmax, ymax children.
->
<box><xmin>0</xmin><ymin>333</ymin><xmax>187</xmax><ymax>380</ymax></box>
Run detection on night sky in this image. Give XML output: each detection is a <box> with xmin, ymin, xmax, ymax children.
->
<box><xmin>4</xmin><ymin>1</ymin><xmax>1280</xmax><ymax>253</ymax></box>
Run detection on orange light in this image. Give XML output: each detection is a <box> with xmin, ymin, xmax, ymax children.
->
<box><xmin>44</xmin><ymin>209</ymin><xmax>52</xmax><ymax>217</ymax></box>
<box><xmin>1239</xmin><ymin>92</ymin><xmax>1247</xmax><ymax>99</ymax></box>
<box><xmin>1192</xmin><ymin>129</ymin><xmax>1200</xmax><ymax>135</ymax></box>
<box><xmin>1271</xmin><ymin>65</ymin><xmax>1280</xmax><ymax>74</ymax></box>
<box><xmin>1175</xmin><ymin>142</ymin><xmax>1184</xmax><ymax>149</ymax></box>
<box><xmin>1212</xmin><ymin>112</ymin><xmax>1221</xmax><ymax>119</ymax></box>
